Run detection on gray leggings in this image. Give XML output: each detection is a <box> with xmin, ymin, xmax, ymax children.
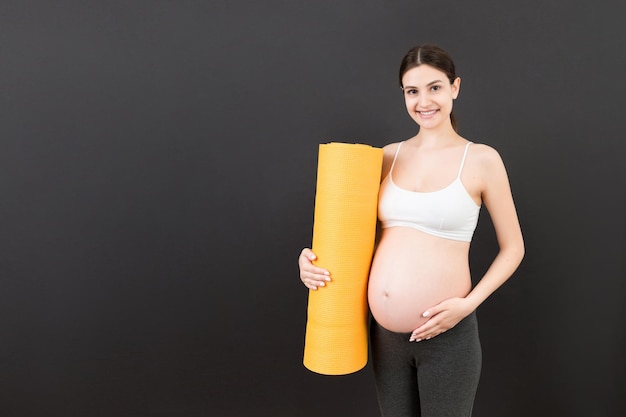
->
<box><xmin>370</xmin><ymin>312</ymin><xmax>482</xmax><ymax>417</ymax></box>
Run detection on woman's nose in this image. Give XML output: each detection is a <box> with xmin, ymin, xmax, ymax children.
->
<box><xmin>417</xmin><ymin>92</ymin><xmax>431</xmax><ymax>106</ymax></box>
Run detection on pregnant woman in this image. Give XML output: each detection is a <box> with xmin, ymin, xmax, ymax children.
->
<box><xmin>299</xmin><ymin>44</ymin><xmax>524</xmax><ymax>417</ymax></box>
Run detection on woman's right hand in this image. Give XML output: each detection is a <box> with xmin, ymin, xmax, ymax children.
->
<box><xmin>298</xmin><ymin>248</ymin><xmax>330</xmax><ymax>290</ymax></box>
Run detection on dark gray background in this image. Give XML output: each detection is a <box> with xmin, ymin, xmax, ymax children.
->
<box><xmin>1</xmin><ymin>1</ymin><xmax>624</xmax><ymax>416</ymax></box>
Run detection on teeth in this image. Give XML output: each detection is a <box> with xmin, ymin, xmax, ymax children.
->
<box><xmin>419</xmin><ymin>110</ymin><xmax>437</xmax><ymax>116</ymax></box>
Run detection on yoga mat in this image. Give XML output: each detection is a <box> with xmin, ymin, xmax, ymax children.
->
<box><xmin>303</xmin><ymin>142</ymin><xmax>383</xmax><ymax>375</ymax></box>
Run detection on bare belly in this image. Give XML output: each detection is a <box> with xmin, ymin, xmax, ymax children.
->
<box><xmin>368</xmin><ymin>227</ymin><xmax>472</xmax><ymax>332</ymax></box>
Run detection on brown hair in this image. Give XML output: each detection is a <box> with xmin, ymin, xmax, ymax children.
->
<box><xmin>399</xmin><ymin>45</ymin><xmax>459</xmax><ymax>131</ymax></box>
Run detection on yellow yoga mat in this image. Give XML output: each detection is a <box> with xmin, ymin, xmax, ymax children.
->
<box><xmin>303</xmin><ymin>142</ymin><xmax>383</xmax><ymax>375</ymax></box>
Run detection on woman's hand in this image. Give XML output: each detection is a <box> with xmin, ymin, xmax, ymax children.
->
<box><xmin>409</xmin><ymin>297</ymin><xmax>474</xmax><ymax>342</ymax></box>
<box><xmin>298</xmin><ymin>248</ymin><xmax>330</xmax><ymax>290</ymax></box>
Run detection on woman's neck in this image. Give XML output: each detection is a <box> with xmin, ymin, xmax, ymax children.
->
<box><xmin>412</xmin><ymin>124</ymin><xmax>462</xmax><ymax>148</ymax></box>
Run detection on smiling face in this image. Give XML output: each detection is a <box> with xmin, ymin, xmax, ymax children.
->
<box><xmin>401</xmin><ymin>64</ymin><xmax>460</xmax><ymax>131</ymax></box>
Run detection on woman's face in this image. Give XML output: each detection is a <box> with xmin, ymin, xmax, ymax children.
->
<box><xmin>401</xmin><ymin>64</ymin><xmax>460</xmax><ymax>130</ymax></box>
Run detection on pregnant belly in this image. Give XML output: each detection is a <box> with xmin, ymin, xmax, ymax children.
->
<box><xmin>367</xmin><ymin>228</ymin><xmax>472</xmax><ymax>332</ymax></box>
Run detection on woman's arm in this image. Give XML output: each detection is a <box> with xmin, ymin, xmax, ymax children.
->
<box><xmin>464</xmin><ymin>145</ymin><xmax>525</xmax><ymax>310</ymax></box>
<box><xmin>410</xmin><ymin>145</ymin><xmax>524</xmax><ymax>342</ymax></box>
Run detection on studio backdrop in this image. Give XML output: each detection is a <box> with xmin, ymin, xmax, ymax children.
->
<box><xmin>0</xmin><ymin>1</ymin><xmax>624</xmax><ymax>416</ymax></box>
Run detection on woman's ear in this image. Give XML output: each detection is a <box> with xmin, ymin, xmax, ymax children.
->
<box><xmin>452</xmin><ymin>77</ymin><xmax>461</xmax><ymax>99</ymax></box>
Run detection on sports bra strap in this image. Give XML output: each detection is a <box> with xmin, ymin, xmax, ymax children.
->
<box><xmin>388</xmin><ymin>141</ymin><xmax>404</xmax><ymax>177</ymax></box>
<box><xmin>456</xmin><ymin>142</ymin><xmax>473</xmax><ymax>179</ymax></box>
<box><xmin>391</xmin><ymin>141</ymin><xmax>472</xmax><ymax>179</ymax></box>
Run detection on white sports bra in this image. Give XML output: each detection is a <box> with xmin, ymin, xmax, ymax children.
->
<box><xmin>378</xmin><ymin>141</ymin><xmax>481</xmax><ymax>242</ymax></box>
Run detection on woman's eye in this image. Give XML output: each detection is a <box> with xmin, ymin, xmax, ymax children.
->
<box><xmin>431</xmin><ymin>85</ymin><xmax>441</xmax><ymax>92</ymax></box>
<box><xmin>406</xmin><ymin>89</ymin><xmax>418</xmax><ymax>95</ymax></box>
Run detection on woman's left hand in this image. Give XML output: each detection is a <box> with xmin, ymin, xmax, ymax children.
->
<box><xmin>409</xmin><ymin>297</ymin><xmax>474</xmax><ymax>342</ymax></box>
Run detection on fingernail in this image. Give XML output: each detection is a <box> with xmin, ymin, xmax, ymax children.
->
<box><xmin>422</xmin><ymin>311</ymin><xmax>430</xmax><ymax>318</ymax></box>
<box><xmin>325</xmin><ymin>277</ymin><xmax>331</xmax><ymax>281</ymax></box>
<box><xmin>318</xmin><ymin>282</ymin><xmax>324</xmax><ymax>287</ymax></box>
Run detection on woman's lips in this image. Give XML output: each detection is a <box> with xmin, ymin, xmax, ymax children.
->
<box><xmin>417</xmin><ymin>109</ymin><xmax>438</xmax><ymax>118</ymax></box>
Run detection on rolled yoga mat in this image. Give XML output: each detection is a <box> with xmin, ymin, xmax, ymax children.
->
<box><xmin>303</xmin><ymin>142</ymin><xmax>383</xmax><ymax>375</ymax></box>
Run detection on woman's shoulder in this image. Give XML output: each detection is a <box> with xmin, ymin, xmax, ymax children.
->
<box><xmin>469</xmin><ymin>142</ymin><xmax>504</xmax><ymax>165</ymax></box>
<box><xmin>379</xmin><ymin>141</ymin><xmax>403</xmax><ymax>178</ymax></box>
<box><xmin>381</xmin><ymin>141</ymin><xmax>403</xmax><ymax>160</ymax></box>
<box><xmin>382</xmin><ymin>141</ymin><xmax>402</xmax><ymax>152</ymax></box>
<box><xmin>466</xmin><ymin>142</ymin><xmax>509</xmax><ymax>182</ymax></box>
